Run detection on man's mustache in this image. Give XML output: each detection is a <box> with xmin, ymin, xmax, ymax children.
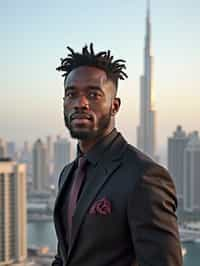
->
<box><xmin>65</xmin><ymin>111</ymin><xmax>93</xmax><ymax>122</ymax></box>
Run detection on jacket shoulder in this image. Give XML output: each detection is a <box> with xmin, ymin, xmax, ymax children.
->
<box><xmin>124</xmin><ymin>144</ymin><xmax>171</xmax><ymax>180</ymax></box>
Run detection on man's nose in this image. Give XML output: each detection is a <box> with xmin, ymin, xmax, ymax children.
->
<box><xmin>74</xmin><ymin>95</ymin><xmax>89</xmax><ymax>109</ymax></box>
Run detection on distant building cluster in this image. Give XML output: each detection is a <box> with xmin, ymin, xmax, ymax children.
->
<box><xmin>0</xmin><ymin>135</ymin><xmax>73</xmax><ymax>265</ymax></box>
<box><xmin>168</xmin><ymin>126</ymin><xmax>200</xmax><ymax>213</ymax></box>
<box><xmin>0</xmin><ymin>135</ymin><xmax>72</xmax><ymax>193</ymax></box>
<box><xmin>0</xmin><ymin>134</ymin><xmax>73</xmax><ymax>224</ymax></box>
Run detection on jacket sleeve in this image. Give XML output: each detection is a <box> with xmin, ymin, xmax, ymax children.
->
<box><xmin>127</xmin><ymin>164</ymin><xmax>183</xmax><ymax>266</ymax></box>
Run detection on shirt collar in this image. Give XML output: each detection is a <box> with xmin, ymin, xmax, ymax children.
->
<box><xmin>77</xmin><ymin>128</ymin><xmax>118</xmax><ymax>165</ymax></box>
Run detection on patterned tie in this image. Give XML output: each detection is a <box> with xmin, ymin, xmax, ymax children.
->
<box><xmin>68</xmin><ymin>156</ymin><xmax>87</xmax><ymax>242</ymax></box>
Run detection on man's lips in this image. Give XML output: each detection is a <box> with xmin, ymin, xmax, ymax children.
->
<box><xmin>70</xmin><ymin>113</ymin><xmax>92</xmax><ymax>121</ymax></box>
<box><xmin>69</xmin><ymin>114</ymin><xmax>93</xmax><ymax>126</ymax></box>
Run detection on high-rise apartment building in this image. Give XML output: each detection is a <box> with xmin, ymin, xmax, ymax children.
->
<box><xmin>183</xmin><ymin>132</ymin><xmax>200</xmax><ymax>212</ymax></box>
<box><xmin>168</xmin><ymin>126</ymin><xmax>188</xmax><ymax>207</ymax></box>
<box><xmin>0</xmin><ymin>158</ymin><xmax>27</xmax><ymax>265</ymax></box>
<box><xmin>54</xmin><ymin>137</ymin><xmax>71</xmax><ymax>180</ymax></box>
<box><xmin>32</xmin><ymin>139</ymin><xmax>49</xmax><ymax>191</ymax></box>
<box><xmin>137</xmin><ymin>1</ymin><xmax>156</xmax><ymax>159</ymax></box>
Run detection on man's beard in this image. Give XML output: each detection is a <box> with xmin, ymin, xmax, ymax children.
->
<box><xmin>64</xmin><ymin>110</ymin><xmax>112</xmax><ymax>140</ymax></box>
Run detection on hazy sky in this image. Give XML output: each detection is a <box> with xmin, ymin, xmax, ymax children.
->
<box><xmin>0</xmin><ymin>0</ymin><xmax>200</xmax><ymax>157</ymax></box>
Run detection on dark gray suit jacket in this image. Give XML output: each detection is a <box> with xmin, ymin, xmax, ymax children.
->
<box><xmin>52</xmin><ymin>133</ymin><xmax>182</xmax><ymax>266</ymax></box>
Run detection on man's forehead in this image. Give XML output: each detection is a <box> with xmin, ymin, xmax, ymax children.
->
<box><xmin>64</xmin><ymin>66</ymin><xmax>108</xmax><ymax>87</ymax></box>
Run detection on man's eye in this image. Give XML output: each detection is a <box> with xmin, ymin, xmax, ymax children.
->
<box><xmin>89</xmin><ymin>92</ymin><xmax>100</xmax><ymax>98</ymax></box>
<box><xmin>65</xmin><ymin>92</ymin><xmax>75</xmax><ymax>98</ymax></box>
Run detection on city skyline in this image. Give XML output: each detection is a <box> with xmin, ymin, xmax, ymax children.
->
<box><xmin>0</xmin><ymin>0</ymin><xmax>200</xmax><ymax>156</ymax></box>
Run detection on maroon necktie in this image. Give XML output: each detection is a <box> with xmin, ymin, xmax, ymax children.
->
<box><xmin>68</xmin><ymin>156</ymin><xmax>87</xmax><ymax>242</ymax></box>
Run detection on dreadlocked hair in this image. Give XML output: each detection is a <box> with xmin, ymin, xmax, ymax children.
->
<box><xmin>56</xmin><ymin>43</ymin><xmax>128</xmax><ymax>88</ymax></box>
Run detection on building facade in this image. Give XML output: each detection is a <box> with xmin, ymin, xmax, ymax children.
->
<box><xmin>32</xmin><ymin>139</ymin><xmax>49</xmax><ymax>191</ymax></box>
<box><xmin>183</xmin><ymin>132</ymin><xmax>200</xmax><ymax>212</ymax></box>
<box><xmin>0</xmin><ymin>138</ymin><xmax>6</xmax><ymax>158</ymax></box>
<box><xmin>0</xmin><ymin>159</ymin><xmax>27</xmax><ymax>265</ymax></box>
<box><xmin>6</xmin><ymin>142</ymin><xmax>16</xmax><ymax>160</ymax></box>
<box><xmin>54</xmin><ymin>137</ymin><xmax>71</xmax><ymax>181</ymax></box>
<box><xmin>168</xmin><ymin>125</ymin><xmax>188</xmax><ymax>208</ymax></box>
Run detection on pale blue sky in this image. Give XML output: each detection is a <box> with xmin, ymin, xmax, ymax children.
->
<box><xmin>0</xmin><ymin>0</ymin><xmax>200</xmax><ymax>158</ymax></box>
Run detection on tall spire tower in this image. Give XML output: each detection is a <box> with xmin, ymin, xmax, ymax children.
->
<box><xmin>137</xmin><ymin>0</ymin><xmax>156</xmax><ymax>159</ymax></box>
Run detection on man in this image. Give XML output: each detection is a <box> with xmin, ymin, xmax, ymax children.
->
<box><xmin>52</xmin><ymin>43</ymin><xmax>182</xmax><ymax>266</ymax></box>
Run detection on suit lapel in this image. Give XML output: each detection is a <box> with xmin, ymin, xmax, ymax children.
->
<box><xmin>53</xmin><ymin>161</ymin><xmax>75</xmax><ymax>260</ymax></box>
<box><xmin>54</xmin><ymin>162</ymin><xmax>75</xmax><ymax>212</ymax></box>
<box><xmin>67</xmin><ymin>134</ymin><xmax>127</xmax><ymax>260</ymax></box>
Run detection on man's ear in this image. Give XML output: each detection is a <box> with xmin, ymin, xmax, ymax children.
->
<box><xmin>111</xmin><ymin>97</ymin><xmax>121</xmax><ymax>116</ymax></box>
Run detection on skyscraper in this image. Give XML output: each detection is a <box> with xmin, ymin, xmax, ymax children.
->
<box><xmin>168</xmin><ymin>125</ymin><xmax>189</xmax><ymax>208</ymax></box>
<box><xmin>46</xmin><ymin>135</ymin><xmax>54</xmax><ymax>163</ymax></box>
<box><xmin>20</xmin><ymin>141</ymin><xmax>32</xmax><ymax>179</ymax></box>
<box><xmin>32</xmin><ymin>139</ymin><xmax>49</xmax><ymax>191</ymax></box>
<box><xmin>54</xmin><ymin>137</ymin><xmax>71</xmax><ymax>182</ymax></box>
<box><xmin>46</xmin><ymin>135</ymin><xmax>54</xmax><ymax>179</ymax></box>
<box><xmin>137</xmin><ymin>1</ymin><xmax>156</xmax><ymax>159</ymax></box>
<box><xmin>183</xmin><ymin>131</ymin><xmax>200</xmax><ymax>212</ymax></box>
<box><xmin>0</xmin><ymin>158</ymin><xmax>27</xmax><ymax>265</ymax></box>
<box><xmin>0</xmin><ymin>138</ymin><xmax>6</xmax><ymax>158</ymax></box>
<box><xmin>6</xmin><ymin>141</ymin><xmax>16</xmax><ymax>160</ymax></box>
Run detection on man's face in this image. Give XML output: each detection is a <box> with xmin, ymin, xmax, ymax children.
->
<box><xmin>63</xmin><ymin>66</ymin><xmax>120</xmax><ymax>140</ymax></box>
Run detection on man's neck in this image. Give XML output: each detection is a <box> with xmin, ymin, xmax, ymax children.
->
<box><xmin>78</xmin><ymin>128</ymin><xmax>114</xmax><ymax>154</ymax></box>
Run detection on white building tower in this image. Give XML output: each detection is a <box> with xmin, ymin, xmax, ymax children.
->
<box><xmin>168</xmin><ymin>125</ymin><xmax>189</xmax><ymax>208</ymax></box>
<box><xmin>54</xmin><ymin>137</ymin><xmax>71</xmax><ymax>182</ymax></box>
<box><xmin>0</xmin><ymin>158</ymin><xmax>27</xmax><ymax>265</ymax></box>
<box><xmin>54</xmin><ymin>136</ymin><xmax>71</xmax><ymax>180</ymax></box>
<box><xmin>137</xmin><ymin>0</ymin><xmax>156</xmax><ymax>159</ymax></box>
<box><xmin>6</xmin><ymin>141</ymin><xmax>16</xmax><ymax>160</ymax></box>
<box><xmin>183</xmin><ymin>131</ymin><xmax>200</xmax><ymax>212</ymax></box>
<box><xmin>0</xmin><ymin>138</ymin><xmax>6</xmax><ymax>158</ymax></box>
<box><xmin>32</xmin><ymin>139</ymin><xmax>49</xmax><ymax>191</ymax></box>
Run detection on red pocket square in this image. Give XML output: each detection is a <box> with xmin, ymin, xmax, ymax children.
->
<box><xmin>89</xmin><ymin>197</ymin><xmax>112</xmax><ymax>215</ymax></box>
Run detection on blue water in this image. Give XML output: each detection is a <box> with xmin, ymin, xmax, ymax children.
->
<box><xmin>28</xmin><ymin>222</ymin><xmax>200</xmax><ymax>265</ymax></box>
